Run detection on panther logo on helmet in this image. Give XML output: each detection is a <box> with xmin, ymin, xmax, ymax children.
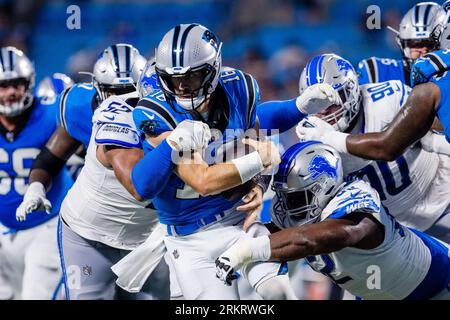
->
<box><xmin>202</xmin><ymin>30</ymin><xmax>219</xmax><ymax>51</ymax></box>
<box><xmin>308</xmin><ymin>155</ymin><xmax>338</xmax><ymax>181</ymax></box>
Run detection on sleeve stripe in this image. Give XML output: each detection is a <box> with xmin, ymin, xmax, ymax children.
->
<box><xmin>243</xmin><ymin>72</ymin><xmax>256</xmax><ymax>129</ymax></box>
<box><xmin>365</xmin><ymin>58</ymin><xmax>378</xmax><ymax>83</ymax></box>
<box><xmin>425</xmin><ymin>53</ymin><xmax>447</xmax><ymax>73</ymax></box>
<box><xmin>59</xmin><ymin>86</ymin><xmax>73</xmax><ymax>130</ymax></box>
<box><xmin>137</xmin><ymin>98</ymin><xmax>178</xmax><ymax>130</ymax></box>
<box><xmin>399</xmin><ymin>83</ymin><xmax>406</xmax><ymax>107</ymax></box>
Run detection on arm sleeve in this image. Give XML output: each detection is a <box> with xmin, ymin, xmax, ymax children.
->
<box><xmin>131</xmin><ymin>139</ymin><xmax>174</xmax><ymax>199</ymax></box>
<box><xmin>256</xmin><ymin>98</ymin><xmax>307</xmax><ymax>134</ymax></box>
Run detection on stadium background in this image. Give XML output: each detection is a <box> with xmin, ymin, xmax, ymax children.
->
<box><xmin>0</xmin><ymin>0</ymin><xmax>432</xmax><ymax>300</ymax></box>
<box><xmin>2</xmin><ymin>0</ymin><xmax>420</xmax><ymax>102</ymax></box>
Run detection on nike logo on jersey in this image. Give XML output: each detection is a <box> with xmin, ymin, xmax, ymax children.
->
<box><xmin>143</xmin><ymin>112</ymin><xmax>155</xmax><ymax>120</ymax></box>
<box><xmin>104</xmin><ymin>115</ymin><xmax>115</xmax><ymax>121</ymax></box>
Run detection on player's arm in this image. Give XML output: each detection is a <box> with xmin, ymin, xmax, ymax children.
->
<box><xmin>29</xmin><ymin>126</ymin><xmax>82</xmax><ymax>188</ymax></box>
<box><xmin>345</xmin><ymin>82</ymin><xmax>439</xmax><ymax>161</ymax></box>
<box><xmin>267</xmin><ymin>212</ymin><xmax>384</xmax><ymax>261</ymax></box>
<box><xmin>215</xmin><ymin>211</ymin><xmax>384</xmax><ymax>284</ymax></box>
<box><xmin>16</xmin><ymin>126</ymin><xmax>82</xmax><ymax>221</ymax></box>
<box><xmin>98</xmin><ymin>145</ymin><xmax>145</xmax><ymax>201</ymax></box>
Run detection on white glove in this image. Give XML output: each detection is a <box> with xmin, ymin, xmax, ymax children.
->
<box><xmin>16</xmin><ymin>182</ymin><xmax>52</xmax><ymax>222</ymax></box>
<box><xmin>215</xmin><ymin>236</ymin><xmax>271</xmax><ymax>286</ymax></box>
<box><xmin>296</xmin><ymin>83</ymin><xmax>341</xmax><ymax>115</ymax></box>
<box><xmin>166</xmin><ymin>120</ymin><xmax>211</xmax><ymax>152</ymax></box>
<box><xmin>296</xmin><ymin>116</ymin><xmax>348</xmax><ymax>153</ymax></box>
<box><xmin>421</xmin><ymin>131</ymin><xmax>450</xmax><ymax>156</ymax></box>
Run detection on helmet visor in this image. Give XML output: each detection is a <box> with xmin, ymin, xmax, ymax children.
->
<box><xmin>401</xmin><ymin>38</ymin><xmax>438</xmax><ymax>51</ymax></box>
<box><xmin>157</xmin><ymin>65</ymin><xmax>213</xmax><ymax>98</ymax></box>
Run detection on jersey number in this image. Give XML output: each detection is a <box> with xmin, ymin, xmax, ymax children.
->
<box><xmin>351</xmin><ymin>156</ymin><xmax>412</xmax><ymax>201</ymax></box>
<box><xmin>176</xmin><ymin>182</ymin><xmax>201</xmax><ymax>200</ymax></box>
<box><xmin>0</xmin><ymin>148</ymin><xmax>40</xmax><ymax>195</ymax></box>
<box><xmin>306</xmin><ymin>255</ymin><xmax>352</xmax><ymax>285</ymax></box>
<box><xmin>367</xmin><ymin>82</ymin><xmax>395</xmax><ymax>102</ymax></box>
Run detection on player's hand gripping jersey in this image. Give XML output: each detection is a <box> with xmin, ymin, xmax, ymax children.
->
<box><xmin>0</xmin><ymin>98</ymin><xmax>73</xmax><ymax>230</ymax></box>
<box><xmin>60</xmin><ymin>93</ymin><xmax>158</xmax><ymax>249</ymax></box>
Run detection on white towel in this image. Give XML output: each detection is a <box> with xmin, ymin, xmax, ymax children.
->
<box><xmin>111</xmin><ymin>224</ymin><xmax>167</xmax><ymax>293</ymax></box>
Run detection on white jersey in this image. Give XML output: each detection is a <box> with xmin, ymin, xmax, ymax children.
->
<box><xmin>346</xmin><ymin>81</ymin><xmax>449</xmax><ymax>231</ymax></box>
<box><xmin>60</xmin><ymin>94</ymin><xmax>158</xmax><ymax>250</ymax></box>
<box><xmin>306</xmin><ymin>179</ymin><xmax>450</xmax><ymax>300</ymax></box>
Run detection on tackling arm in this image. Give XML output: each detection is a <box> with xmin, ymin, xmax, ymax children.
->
<box><xmin>346</xmin><ymin>83</ymin><xmax>440</xmax><ymax>161</ymax></box>
<box><xmin>268</xmin><ymin>213</ymin><xmax>384</xmax><ymax>261</ymax></box>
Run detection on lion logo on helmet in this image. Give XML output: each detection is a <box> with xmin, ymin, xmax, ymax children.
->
<box><xmin>308</xmin><ymin>155</ymin><xmax>338</xmax><ymax>180</ymax></box>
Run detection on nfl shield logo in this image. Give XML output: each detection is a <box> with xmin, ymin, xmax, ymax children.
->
<box><xmin>83</xmin><ymin>265</ymin><xmax>93</xmax><ymax>276</ymax></box>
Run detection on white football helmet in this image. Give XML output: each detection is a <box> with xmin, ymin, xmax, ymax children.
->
<box><xmin>0</xmin><ymin>47</ymin><xmax>35</xmax><ymax>117</ymax></box>
<box><xmin>93</xmin><ymin>44</ymin><xmax>146</xmax><ymax>101</ymax></box>
<box><xmin>36</xmin><ymin>73</ymin><xmax>74</xmax><ymax>102</ymax></box>
<box><xmin>155</xmin><ymin>23</ymin><xmax>222</xmax><ymax>111</ymax></box>
<box><xmin>439</xmin><ymin>1</ymin><xmax>450</xmax><ymax>49</ymax></box>
<box><xmin>396</xmin><ymin>2</ymin><xmax>446</xmax><ymax>66</ymax></box>
<box><xmin>299</xmin><ymin>53</ymin><xmax>360</xmax><ymax>132</ymax></box>
<box><xmin>271</xmin><ymin>141</ymin><xmax>343</xmax><ymax>229</ymax></box>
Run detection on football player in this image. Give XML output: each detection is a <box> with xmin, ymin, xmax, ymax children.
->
<box><xmin>358</xmin><ymin>2</ymin><xmax>446</xmax><ymax>86</ymax></box>
<box><xmin>0</xmin><ymin>47</ymin><xmax>73</xmax><ymax>299</ymax></box>
<box><xmin>128</xmin><ymin>24</ymin><xmax>336</xmax><ymax>300</ymax></box>
<box><xmin>215</xmin><ymin>142</ymin><xmax>450</xmax><ymax>300</ymax></box>
<box><xmin>296</xmin><ymin>53</ymin><xmax>450</xmax><ymax>243</ymax></box>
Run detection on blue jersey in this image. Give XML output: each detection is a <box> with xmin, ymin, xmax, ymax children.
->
<box><xmin>358</xmin><ymin>57</ymin><xmax>408</xmax><ymax>86</ymax></box>
<box><xmin>133</xmin><ymin>68</ymin><xmax>259</xmax><ymax>226</ymax></box>
<box><xmin>57</xmin><ymin>83</ymin><xmax>98</xmax><ymax>148</ymax></box>
<box><xmin>431</xmin><ymin>72</ymin><xmax>450</xmax><ymax>143</ymax></box>
<box><xmin>0</xmin><ymin>98</ymin><xmax>73</xmax><ymax>230</ymax></box>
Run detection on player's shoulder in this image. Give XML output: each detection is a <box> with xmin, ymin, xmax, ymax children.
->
<box><xmin>321</xmin><ymin>179</ymin><xmax>381</xmax><ymax>221</ymax></box>
<box><xmin>358</xmin><ymin>57</ymin><xmax>402</xmax><ymax>84</ymax></box>
<box><xmin>134</xmin><ymin>91</ymin><xmax>181</xmax><ymax>135</ymax></box>
<box><xmin>58</xmin><ymin>82</ymin><xmax>97</xmax><ymax>128</ymax></box>
<box><xmin>63</xmin><ymin>82</ymin><xmax>97</xmax><ymax>106</ymax></box>
<box><xmin>94</xmin><ymin>94</ymin><xmax>141</xmax><ymax>148</ymax></box>
<box><xmin>219</xmin><ymin>67</ymin><xmax>258</xmax><ymax>94</ymax></box>
<box><xmin>219</xmin><ymin>67</ymin><xmax>260</xmax><ymax>128</ymax></box>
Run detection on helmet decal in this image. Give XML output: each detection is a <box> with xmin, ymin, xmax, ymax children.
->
<box><xmin>308</xmin><ymin>155</ymin><xmax>338</xmax><ymax>181</ymax></box>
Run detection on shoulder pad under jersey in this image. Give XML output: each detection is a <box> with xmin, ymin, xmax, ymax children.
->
<box><xmin>94</xmin><ymin>95</ymin><xmax>141</xmax><ymax>148</ymax></box>
<box><xmin>321</xmin><ymin>180</ymin><xmax>381</xmax><ymax>222</ymax></box>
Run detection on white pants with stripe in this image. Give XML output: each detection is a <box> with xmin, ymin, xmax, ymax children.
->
<box><xmin>0</xmin><ymin>217</ymin><xmax>62</xmax><ymax>299</ymax></box>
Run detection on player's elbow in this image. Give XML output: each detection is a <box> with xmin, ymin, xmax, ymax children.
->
<box><xmin>377</xmin><ymin>143</ymin><xmax>402</xmax><ymax>161</ymax></box>
<box><xmin>368</xmin><ymin>138</ymin><xmax>401</xmax><ymax>161</ymax></box>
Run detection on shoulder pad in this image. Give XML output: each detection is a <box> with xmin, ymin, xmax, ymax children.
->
<box><xmin>95</xmin><ymin>122</ymin><xmax>141</xmax><ymax>148</ymax></box>
<box><xmin>133</xmin><ymin>96</ymin><xmax>179</xmax><ymax>135</ymax></box>
<box><xmin>219</xmin><ymin>68</ymin><xmax>260</xmax><ymax>129</ymax></box>
<box><xmin>94</xmin><ymin>95</ymin><xmax>134</xmax><ymax>124</ymax></box>
<box><xmin>58</xmin><ymin>83</ymin><xmax>97</xmax><ymax>130</ymax></box>
<box><xmin>357</xmin><ymin>57</ymin><xmax>380</xmax><ymax>84</ymax></box>
<box><xmin>321</xmin><ymin>180</ymin><xmax>381</xmax><ymax>222</ymax></box>
<box><xmin>94</xmin><ymin>96</ymin><xmax>141</xmax><ymax>148</ymax></box>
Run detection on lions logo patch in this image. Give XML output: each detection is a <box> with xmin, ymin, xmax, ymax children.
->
<box><xmin>308</xmin><ymin>155</ymin><xmax>338</xmax><ymax>180</ymax></box>
<box><xmin>336</xmin><ymin>59</ymin><xmax>353</xmax><ymax>76</ymax></box>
